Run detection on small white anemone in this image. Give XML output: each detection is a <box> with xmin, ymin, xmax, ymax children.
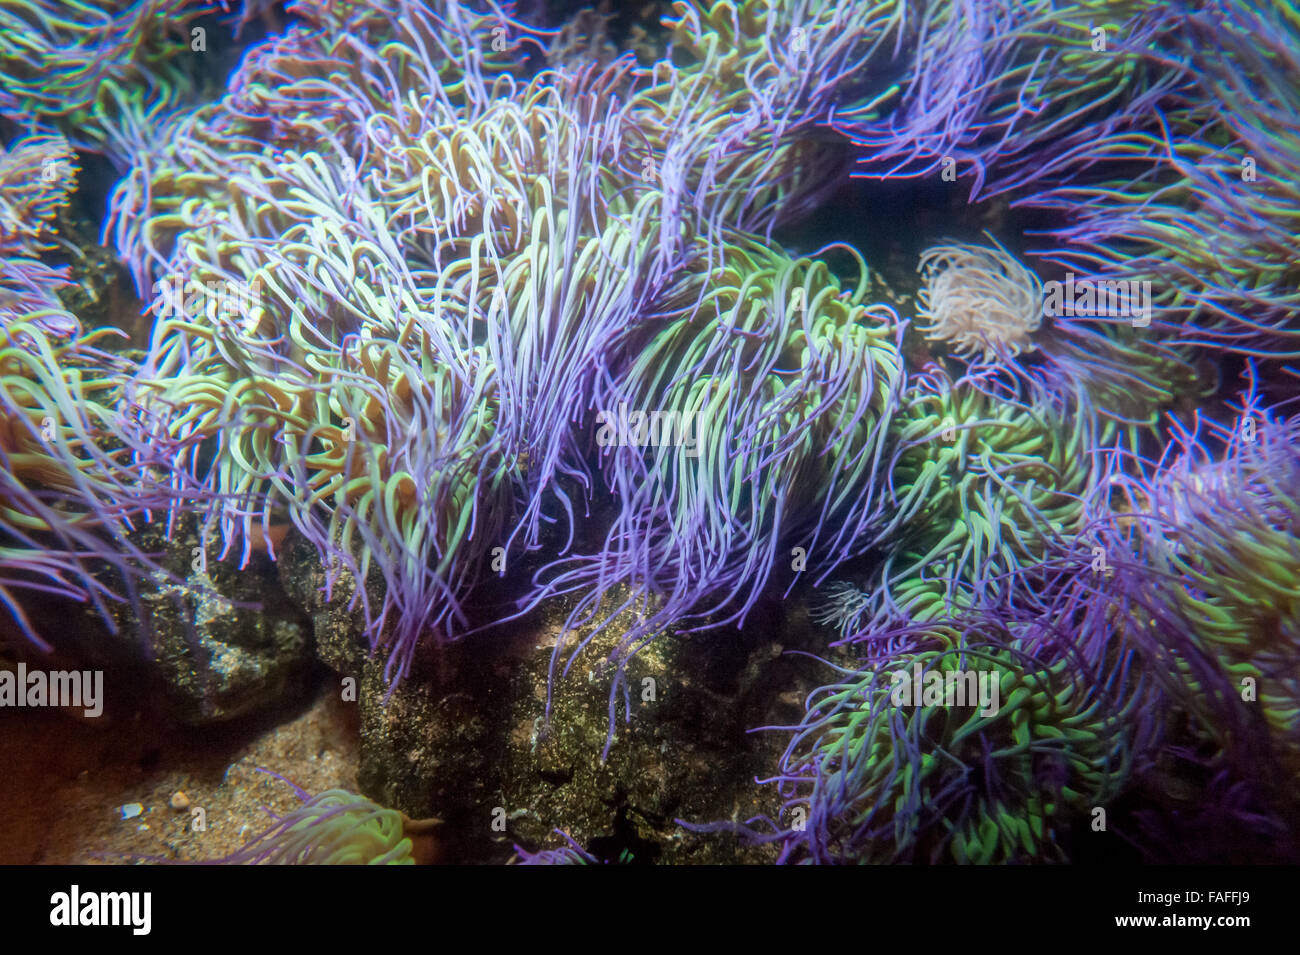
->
<box><xmin>916</xmin><ymin>237</ymin><xmax>1043</xmax><ymax>361</ymax></box>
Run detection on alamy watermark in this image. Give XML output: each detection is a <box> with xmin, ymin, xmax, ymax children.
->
<box><xmin>889</xmin><ymin>661</ymin><xmax>1000</xmax><ymax>716</ymax></box>
<box><xmin>1043</xmin><ymin>272</ymin><xmax>1152</xmax><ymax>327</ymax></box>
<box><xmin>595</xmin><ymin>402</ymin><xmax>706</xmax><ymax>457</ymax></box>
<box><xmin>50</xmin><ymin>886</ymin><xmax>150</xmax><ymax>935</ymax></box>
<box><xmin>153</xmin><ymin>276</ymin><xmax>266</xmax><ymax>332</ymax></box>
<box><xmin>0</xmin><ymin>663</ymin><xmax>103</xmax><ymax>717</ymax></box>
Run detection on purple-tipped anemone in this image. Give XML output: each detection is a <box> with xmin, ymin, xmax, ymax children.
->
<box><xmin>511</xmin><ymin>830</ymin><xmax>601</xmax><ymax>865</ymax></box>
<box><xmin>692</xmin><ymin>600</ymin><xmax>1148</xmax><ymax>864</ymax></box>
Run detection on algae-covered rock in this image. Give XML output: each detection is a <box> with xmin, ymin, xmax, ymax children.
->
<box><xmin>270</xmin><ymin>527</ymin><xmax>821</xmax><ymax>864</ymax></box>
<box><xmin>339</xmin><ymin>583</ymin><xmax>820</xmax><ymax>864</ymax></box>
<box><xmin>276</xmin><ymin>528</ymin><xmax>372</xmax><ymax>677</ymax></box>
<box><xmin>105</xmin><ymin>516</ymin><xmax>314</xmax><ymax>724</ymax></box>
<box><xmin>494</xmin><ymin>597</ymin><xmax>813</xmax><ymax>864</ymax></box>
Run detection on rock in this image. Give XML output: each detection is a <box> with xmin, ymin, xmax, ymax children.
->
<box><xmin>275</xmin><ymin>529</ymin><xmax>372</xmax><ymax>677</ymax></box>
<box><xmin>269</xmin><ymin>522</ymin><xmax>826</xmax><ymax>864</ymax></box>
<box><xmin>344</xmin><ymin>584</ymin><xmax>824</xmax><ymax>864</ymax></box>
<box><xmin>101</xmin><ymin>514</ymin><xmax>316</xmax><ymax>724</ymax></box>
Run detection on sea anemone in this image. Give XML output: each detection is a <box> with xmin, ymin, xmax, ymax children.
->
<box><xmin>522</xmin><ymin>235</ymin><xmax>907</xmax><ymax>754</ymax></box>
<box><xmin>0</xmin><ymin>283</ymin><xmax>180</xmax><ymax>648</ymax></box>
<box><xmin>0</xmin><ymin>133</ymin><xmax>78</xmax><ymax>256</ymax></box>
<box><xmin>107</xmin><ymin>1</ymin><xmax>569</xmax><ymax>682</ymax></box>
<box><xmin>0</xmin><ymin>132</ymin><xmax>81</xmax><ymax>339</ymax></box>
<box><xmin>1092</xmin><ymin>374</ymin><xmax>1300</xmax><ymax>781</ymax></box>
<box><xmin>1021</xmin><ymin>1</ymin><xmax>1300</xmax><ymax>361</ymax></box>
<box><xmin>761</xmin><ymin>621</ymin><xmax>1141</xmax><ymax>863</ymax></box>
<box><xmin>184</xmin><ymin>775</ymin><xmax>439</xmax><ymax>865</ymax></box>
<box><xmin>0</xmin><ymin>0</ymin><xmax>211</xmax><ymax>160</ymax></box>
<box><xmin>810</xmin><ymin>580</ymin><xmax>873</xmax><ymax>640</ymax></box>
<box><xmin>915</xmin><ymin>237</ymin><xmax>1042</xmax><ymax>361</ymax></box>
<box><xmin>217</xmin><ymin>788</ymin><xmax>416</xmax><ymax>865</ymax></box>
<box><xmin>844</xmin><ymin>363</ymin><xmax>1101</xmax><ymax>642</ymax></box>
<box><xmin>104</xmin><ymin>0</ymin><xmax>928</xmax><ymax>715</ymax></box>
<box><xmin>640</xmin><ymin>0</ymin><xmax>908</xmax><ymax>241</ymax></box>
<box><xmin>844</xmin><ymin>0</ymin><xmax>1300</xmax><ymax>362</ymax></box>
<box><xmin>511</xmin><ymin>831</ymin><xmax>602</xmax><ymax>865</ymax></box>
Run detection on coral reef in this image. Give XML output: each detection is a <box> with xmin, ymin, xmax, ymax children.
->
<box><xmin>1</xmin><ymin>0</ymin><xmax>1297</xmax><ymax>866</ymax></box>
